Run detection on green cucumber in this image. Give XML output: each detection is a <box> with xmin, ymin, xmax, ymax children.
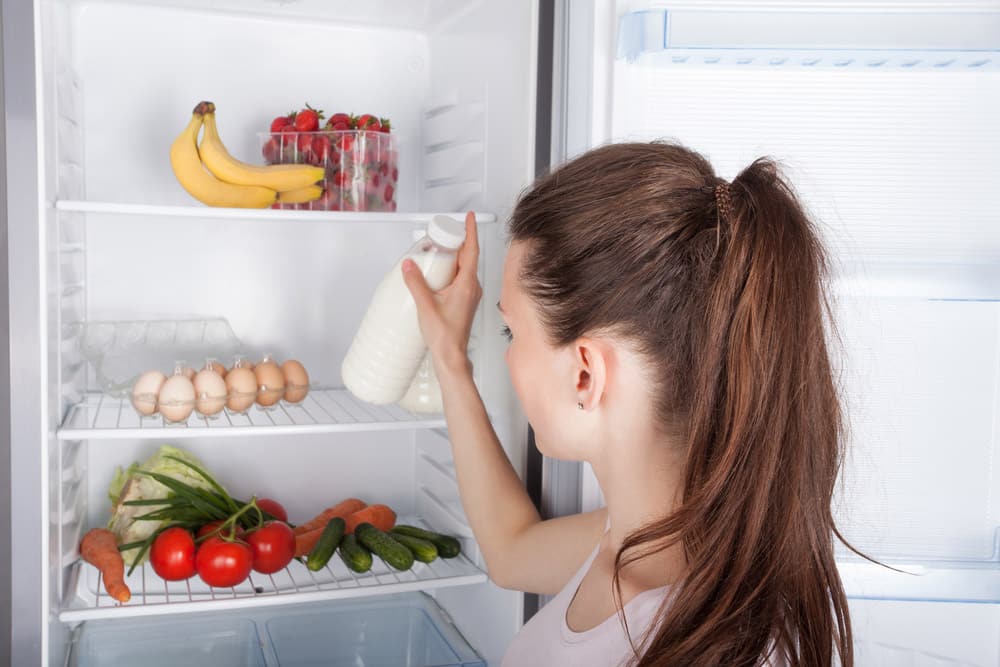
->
<box><xmin>338</xmin><ymin>534</ymin><xmax>372</xmax><ymax>573</ymax></box>
<box><xmin>390</xmin><ymin>533</ymin><xmax>438</xmax><ymax>563</ymax></box>
<box><xmin>306</xmin><ymin>517</ymin><xmax>345</xmax><ymax>571</ymax></box>
<box><xmin>355</xmin><ymin>522</ymin><xmax>414</xmax><ymax>571</ymax></box>
<box><xmin>390</xmin><ymin>525</ymin><xmax>462</xmax><ymax>558</ymax></box>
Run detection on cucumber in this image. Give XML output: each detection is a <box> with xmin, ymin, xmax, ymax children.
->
<box><xmin>338</xmin><ymin>534</ymin><xmax>372</xmax><ymax>573</ymax></box>
<box><xmin>390</xmin><ymin>533</ymin><xmax>438</xmax><ymax>563</ymax></box>
<box><xmin>390</xmin><ymin>525</ymin><xmax>462</xmax><ymax>558</ymax></box>
<box><xmin>355</xmin><ymin>522</ymin><xmax>414</xmax><ymax>571</ymax></box>
<box><xmin>306</xmin><ymin>517</ymin><xmax>345</xmax><ymax>571</ymax></box>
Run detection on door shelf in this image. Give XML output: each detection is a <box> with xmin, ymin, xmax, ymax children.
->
<box><xmin>60</xmin><ymin>518</ymin><xmax>486</xmax><ymax>624</ymax></box>
<box><xmin>58</xmin><ymin>389</ymin><xmax>445</xmax><ymax>440</ymax></box>
<box><xmin>839</xmin><ymin>557</ymin><xmax>1000</xmax><ymax>605</ymax></box>
<box><xmin>54</xmin><ymin>200</ymin><xmax>496</xmax><ymax>225</ymax></box>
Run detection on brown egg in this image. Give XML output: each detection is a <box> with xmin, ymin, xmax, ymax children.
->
<box><xmin>131</xmin><ymin>370</ymin><xmax>166</xmax><ymax>416</ymax></box>
<box><xmin>281</xmin><ymin>360</ymin><xmax>310</xmax><ymax>403</ymax></box>
<box><xmin>255</xmin><ymin>362</ymin><xmax>285</xmax><ymax>407</ymax></box>
<box><xmin>158</xmin><ymin>375</ymin><xmax>195</xmax><ymax>423</ymax></box>
<box><xmin>225</xmin><ymin>367</ymin><xmax>257</xmax><ymax>412</ymax></box>
<box><xmin>194</xmin><ymin>369</ymin><xmax>227</xmax><ymax>416</ymax></box>
<box><xmin>208</xmin><ymin>361</ymin><xmax>227</xmax><ymax>379</ymax></box>
<box><xmin>180</xmin><ymin>366</ymin><xmax>196</xmax><ymax>381</ymax></box>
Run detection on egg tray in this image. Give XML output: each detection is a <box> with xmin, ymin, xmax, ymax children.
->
<box><xmin>131</xmin><ymin>382</ymin><xmax>312</xmax><ymax>423</ymax></box>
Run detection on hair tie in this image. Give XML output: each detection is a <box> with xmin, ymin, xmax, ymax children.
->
<box><xmin>715</xmin><ymin>182</ymin><xmax>734</xmax><ymax>224</ymax></box>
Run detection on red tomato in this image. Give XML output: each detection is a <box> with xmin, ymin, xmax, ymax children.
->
<box><xmin>149</xmin><ymin>527</ymin><xmax>197</xmax><ymax>581</ymax></box>
<box><xmin>196</xmin><ymin>520</ymin><xmax>246</xmax><ymax>541</ymax></box>
<box><xmin>256</xmin><ymin>498</ymin><xmax>288</xmax><ymax>522</ymax></box>
<box><xmin>246</xmin><ymin>521</ymin><xmax>296</xmax><ymax>574</ymax></box>
<box><xmin>195</xmin><ymin>537</ymin><xmax>253</xmax><ymax>588</ymax></box>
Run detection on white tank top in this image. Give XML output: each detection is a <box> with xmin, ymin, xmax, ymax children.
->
<box><xmin>500</xmin><ymin>533</ymin><xmax>670</xmax><ymax>667</ymax></box>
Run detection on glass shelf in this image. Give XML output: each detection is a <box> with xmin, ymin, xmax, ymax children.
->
<box><xmin>58</xmin><ymin>389</ymin><xmax>445</xmax><ymax>440</ymax></box>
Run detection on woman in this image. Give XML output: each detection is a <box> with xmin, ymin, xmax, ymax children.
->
<box><xmin>402</xmin><ymin>142</ymin><xmax>852</xmax><ymax>666</ymax></box>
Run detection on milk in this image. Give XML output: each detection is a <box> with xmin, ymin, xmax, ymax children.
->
<box><xmin>341</xmin><ymin>216</ymin><xmax>466</xmax><ymax>405</ymax></box>
<box><xmin>398</xmin><ymin>351</ymin><xmax>443</xmax><ymax>414</ymax></box>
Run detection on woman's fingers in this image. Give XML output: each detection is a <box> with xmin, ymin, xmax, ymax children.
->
<box><xmin>458</xmin><ymin>212</ymin><xmax>479</xmax><ymax>278</ymax></box>
<box><xmin>401</xmin><ymin>258</ymin><xmax>437</xmax><ymax>316</ymax></box>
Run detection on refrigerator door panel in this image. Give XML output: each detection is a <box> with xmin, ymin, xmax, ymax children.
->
<box><xmin>550</xmin><ymin>0</ymin><xmax>1000</xmax><ymax>661</ymax></box>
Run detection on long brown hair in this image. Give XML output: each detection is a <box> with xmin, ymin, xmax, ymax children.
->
<box><xmin>509</xmin><ymin>142</ymin><xmax>852</xmax><ymax>666</ymax></box>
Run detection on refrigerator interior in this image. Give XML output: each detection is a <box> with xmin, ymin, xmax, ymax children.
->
<box><xmin>37</xmin><ymin>0</ymin><xmax>536</xmax><ymax>664</ymax></box>
<box><xmin>571</xmin><ymin>1</ymin><xmax>1000</xmax><ymax>663</ymax></box>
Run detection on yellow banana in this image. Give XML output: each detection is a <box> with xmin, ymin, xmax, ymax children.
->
<box><xmin>200</xmin><ymin>106</ymin><xmax>325</xmax><ymax>191</ymax></box>
<box><xmin>277</xmin><ymin>184</ymin><xmax>324</xmax><ymax>204</ymax></box>
<box><xmin>170</xmin><ymin>103</ymin><xmax>276</xmax><ymax>208</ymax></box>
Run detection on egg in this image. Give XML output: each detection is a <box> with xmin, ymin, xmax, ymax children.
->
<box><xmin>194</xmin><ymin>369</ymin><xmax>227</xmax><ymax>416</ymax></box>
<box><xmin>208</xmin><ymin>361</ymin><xmax>227</xmax><ymax>378</ymax></box>
<box><xmin>131</xmin><ymin>370</ymin><xmax>166</xmax><ymax>416</ymax></box>
<box><xmin>180</xmin><ymin>366</ymin><xmax>196</xmax><ymax>381</ymax></box>
<box><xmin>281</xmin><ymin>360</ymin><xmax>310</xmax><ymax>403</ymax></box>
<box><xmin>158</xmin><ymin>375</ymin><xmax>196</xmax><ymax>423</ymax></box>
<box><xmin>254</xmin><ymin>362</ymin><xmax>286</xmax><ymax>407</ymax></box>
<box><xmin>225</xmin><ymin>367</ymin><xmax>257</xmax><ymax>412</ymax></box>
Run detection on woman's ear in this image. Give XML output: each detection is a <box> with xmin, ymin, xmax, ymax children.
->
<box><xmin>574</xmin><ymin>337</ymin><xmax>609</xmax><ymax>411</ymax></box>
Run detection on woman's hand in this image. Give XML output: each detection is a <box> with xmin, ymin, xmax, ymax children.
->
<box><xmin>402</xmin><ymin>211</ymin><xmax>482</xmax><ymax>376</ymax></box>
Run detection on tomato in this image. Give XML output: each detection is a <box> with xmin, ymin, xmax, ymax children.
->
<box><xmin>246</xmin><ymin>521</ymin><xmax>296</xmax><ymax>574</ymax></box>
<box><xmin>196</xmin><ymin>520</ymin><xmax>246</xmax><ymax>541</ymax></box>
<box><xmin>256</xmin><ymin>497</ymin><xmax>288</xmax><ymax>522</ymax></box>
<box><xmin>149</xmin><ymin>527</ymin><xmax>197</xmax><ymax>581</ymax></box>
<box><xmin>195</xmin><ymin>537</ymin><xmax>253</xmax><ymax>588</ymax></box>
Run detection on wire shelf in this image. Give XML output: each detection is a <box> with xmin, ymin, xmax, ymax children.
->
<box><xmin>58</xmin><ymin>389</ymin><xmax>445</xmax><ymax>440</ymax></box>
<box><xmin>60</xmin><ymin>518</ymin><xmax>486</xmax><ymax>623</ymax></box>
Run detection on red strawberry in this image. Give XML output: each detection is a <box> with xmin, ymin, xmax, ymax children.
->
<box><xmin>391</xmin><ymin>167</ymin><xmax>398</xmax><ymax>182</ymax></box>
<box><xmin>262</xmin><ymin>137</ymin><xmax>281</xmax><ymax>163</ymax></box>
<box><xmin>294</xmin><ymin>104</ymin><xmax>323</xmax><ymax>132</ymax></box>
<box><xmin>338</xmin><ymin>134</ymin><xmax>355</xmax><ymax>152</ymax></box>
<box><xmin>280</xmin><ymin>124</ymin><xmax>297</xmax><ymax>134</ymax></box>
<box><xmin>379</xmin><ymin>117</ymin><xmax>391</xmax><ymax>133</ymax></box>
<box><xmin>270</xmin><ymin>115</ymin><xmax>294</xmax><ymax>133</ymax></box>
<box><xmin>297</xmin><ymin>133</ymin><xmax>312</xmax><ymax>153</ymax></box>
<box><xmin>312</xmin><ymin>135</ymin><xmax>331</xmax><ymax>162</ymax></box>
<box><xmin>384</xmin><ymin>184</ymin><xmax>394</xmax><ymax>202</ymax></box>
<box><xmin>355</xmin><ymin>114</ymin><xmax>379</xmax><ymax>131</ymax></box>
<box><xmin>325</xmin><ymin>113</ymin><xmax>351</xmax><ymax>129</ymax></box>
<box><xmin>335</xmin><ymin>170</ymin><xmax>352</xmax><ymax>189</ymax></box>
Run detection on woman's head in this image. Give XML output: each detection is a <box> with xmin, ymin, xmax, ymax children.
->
<box><xmin>505</xmin><ymin>142</ymin><xmax>852</xmax><ymax>666</ymax></box>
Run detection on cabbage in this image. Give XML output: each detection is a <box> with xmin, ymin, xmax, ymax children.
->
<box><xmin>107</xmin><ymin>445</ymin><xmax>219</xmax><ymax>566</ymax></box>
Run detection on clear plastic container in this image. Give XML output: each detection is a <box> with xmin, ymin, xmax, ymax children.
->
<box><xmin>258</xmin><ymin>130</ymin><xmax>398</xmax><ymax>212</ymax></box>
<box><xmin>265</xmin><ymin>593</ymin><xmax>485</xmax><ymax>667</ymax></box>
<box><xmin>68</xmin><ymin>616</ymin><xmax>265</xmax><ymax>667</ymax></box>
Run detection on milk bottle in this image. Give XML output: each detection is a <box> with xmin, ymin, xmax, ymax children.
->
<box><xmin>398</xmin><ymin>351</ymin><xmax>443</xmax><ymax>414</ymax></box>
<box><xmin>341</xmin><ymin>216</ymin><xmax>466</xmax><ymax>404</ymax></box>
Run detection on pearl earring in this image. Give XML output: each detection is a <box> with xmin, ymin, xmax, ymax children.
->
<box><xmin>577</xmin><ymin>402</ymin><xmax>584</xmax><ymax>410</ymax></box>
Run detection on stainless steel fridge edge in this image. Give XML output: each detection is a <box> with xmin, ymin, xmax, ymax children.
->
<box><xmin>0</xmin><ymin>2</ymin><xmax>11</xmax><ymax>664</ymax></box>
<box><xmin>3</xmin><ymin>0</ymin><xmax>46</xmax><ymax>665</ymax></box>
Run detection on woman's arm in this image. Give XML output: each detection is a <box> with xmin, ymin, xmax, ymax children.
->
<box><xmin>402</xmin><ymin>213</ymin><xmax>607</xmax><ymax>594</ymax></box>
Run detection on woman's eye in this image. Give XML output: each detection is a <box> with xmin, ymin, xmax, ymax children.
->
<box><xmin>500</xmin><ymin>325</ymin><xmax>513</xmax><ymax>343</ymax></box>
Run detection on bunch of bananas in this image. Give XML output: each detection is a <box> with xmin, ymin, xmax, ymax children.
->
<box><xmin>170</xmin><ymin>101</ymin><xmax>324</xmax><ymax>209</ymax></box>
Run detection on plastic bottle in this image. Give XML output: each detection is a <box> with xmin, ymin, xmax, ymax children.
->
<box><xmin>397</xmin><ymin>351</ymin><xmax>443</xmax><ymax>414</ymax></box>
<box><xmin>341</xmin><ymin>216</ymin><xmax>466</xmax><ymax>404</ymax></box>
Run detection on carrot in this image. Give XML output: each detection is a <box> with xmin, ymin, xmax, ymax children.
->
<box><xmin>344</xmin><ymin>504</ymin><xmax>396</xmax><ymax>535</ymax></box>
<box><xmin>294</xmin><ymin>527</ymin><xmax>326</xmax><ymax>557</ymax></box>
<box><xmin>293</xmin><ymin>498</ymin><xmax>367</xmax><ymax>536</ymax></box>
<box><xmin>80</xmin><ymin>528</ymin><xmax>131</xmax><ymax>603</ymax></box>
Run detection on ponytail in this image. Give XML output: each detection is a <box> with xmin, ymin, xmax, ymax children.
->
<box><xmin>509</xmin><ymin>143</ymin><xmax>853</xmax><ymax>666</ymax></box>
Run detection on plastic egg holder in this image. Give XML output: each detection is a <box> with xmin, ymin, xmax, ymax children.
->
<box><xmin>128</xmin><ymin>355</ymin><xmax>311</xmax><ymax>422</ymax></box>
<box><xmin>258</xmin><ymin>130</ymin><xmax>398</xmax><ymax>212</ymax></box>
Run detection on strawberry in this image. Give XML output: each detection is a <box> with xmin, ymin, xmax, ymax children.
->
<box><xmin>379</xmin><ymin>117</ymin><xmax>391</xmax><ymax>133</ymax></box>
<box><xmin>312</xmin><ymin>135</ymin><xmax>332</xmax><ymax>162</ymax></box>
<box><xmin>262</xmin><ymin>137</ymin><xmax>281</xmax><ymax>163</ymax></box>
<box><xmin>325</xmin><ymin>113</ymin><xmax>351</xmax><ymax>129</ymax></box>
<box><xmin>338</xmin><ymin>134</ymin><xmax>355</xmax><ymax>152</ymax></box>
<box><xmin>294</xmin><ymin>103</ymin><xmax>323</xmax><ymax>132</ymax></box>
<box><xmin>355</xmin><ymin>114</ymin><xmax>379</xmax><ymax>131</ymax></box>
<box><xmin>297</xmin><ymin>133</ymin><xmax>313</xmax><ymax>153</ymax></box>
<box><xmin>270</xmin><ymin>115</ymin><xmax>293</xmax><ymax>133</ymax></box>
<box><xmin>391</xmin><ymin>167</ymin><xmax>399</xmax><ymax>182</ymax></box>
<box><xmin>383</xmin><ymin>184</ymin><xmax>394</xmax><ymax>202</ymax></box>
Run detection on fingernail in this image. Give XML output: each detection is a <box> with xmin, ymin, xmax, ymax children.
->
<box><xmin>401</xmin><ymin>259</ymin><xmax>413</xmax><ymax>272</ymax></box>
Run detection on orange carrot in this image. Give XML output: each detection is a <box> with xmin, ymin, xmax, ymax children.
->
<box><xmin>80</xmin><ymin>528</ymin><xmax>131</xmax><ymax>603</ymax></box>
<box><xmin>344</xmin><ymin>504</ymin><xmax>396</xmax><ymax>535</ymax></box>
<box><xmin>294</xmin><ymin>527</ymin><xmax>326</xmax><ymax>557</ymax></box>
<box><xmin>293</xmin><ymin>498</ymin><xmax>367</xmax><ymax>536</ymax></box>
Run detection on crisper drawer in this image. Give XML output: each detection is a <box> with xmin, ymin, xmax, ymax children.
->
<box><xmin>67</xmin><ymin>592</ymin><xmax>485</xmax><ymax>667</ymax></box>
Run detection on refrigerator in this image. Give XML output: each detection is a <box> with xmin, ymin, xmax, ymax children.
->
<box><xmin>3</xmin><ymin>0</ymin><xmax>1000</xmax><ymax>664</ymax></box>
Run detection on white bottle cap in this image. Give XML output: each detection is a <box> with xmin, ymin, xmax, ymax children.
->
<box><xmin>427</xmin><ymin>215</ymin><xmax>466</xmax><ymax>249</ymax></box>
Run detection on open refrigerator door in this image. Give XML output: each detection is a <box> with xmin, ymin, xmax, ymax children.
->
<box><xmin>553</xmin><ymin>0</ymin><xmax>1000</xmax><ymax>664</ymax></box>
<box><xmin>6</xmin><ymin>1</ymin><xmax>542</xmax><ymax>665</ymax></box>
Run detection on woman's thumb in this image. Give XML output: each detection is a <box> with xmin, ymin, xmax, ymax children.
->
<box><xmin>401</xmin><ymin>259</ymin><xmax>436</xmax><ymax>313</ymax></box>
